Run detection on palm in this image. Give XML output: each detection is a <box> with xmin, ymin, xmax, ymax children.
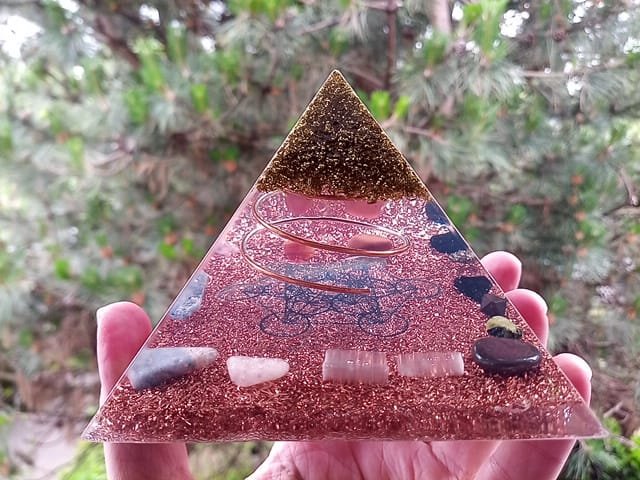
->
<box><xmin>252</xmin><ymin>423</ymin><xmax>584</xmax><ymax>479</ymax></box>
<box><xmin>98</xmin><ymin>252</ymin><xmax>591</xmax><ymax>480</ymax></box>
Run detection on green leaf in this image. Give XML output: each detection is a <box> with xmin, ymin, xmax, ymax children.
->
<box><xmin>549</xmin><ymin>294</ymin><xmax>568</xmax><ymax>316</ymax></box>
<box><xmin>214</xmin><ymin>50</ymin><xmax>242</xmax><ymax>83</ymax></box>
<box><xmin>19</xmin><ymin>329</ymin><xmax>34</xmax><ymax>348</ymax></box>
<box><xmin>446</xmin><ymin>196</ymin><xmax>474</xmax><ymax>225</ymax></box>
<box><xmin>610</xmin><ymin>123</ymin><xmax>627</xmax><ymax>144</ymax></box>
<box><xmin>190</xmin><ymin>83</ymin><xmax>209</xmax><ymax>113</ymax></box>
<box><xmin>539</xmin><ymin>3</ymin><xmax>552</xmax><ymax>20</ymax></box>
<box><xmin>469</xmin><ymin>0</ymin><xmax>508</xmax><ymax>59</ymax></box>
<box><xmin>0</xmin><ymin>120</ymin><xmax>13</xmax><ymax>154</ymax></box>
<box><xmin>290</xmin><ymin>63</ymin><xmax>304</xmax><ymax>81</ymax></box>
<box><xmin>44</xmin><ymin>0</ymin><xmax>67</xmax><ymax>28</ymax></box>
<box><xmin>124</xmin><ymin>87</ymin><xmax>149</xmax><ymax>125</ymax></box>
<box><xmin>156</xmin><ymin>215</ymin><xmax>177</xmax><ymax>235</ymax></box>
<box><xmin>625</xmin><ymin>51</ymin><xmax>640</xmax><ymax>67</ymax></box>
<box><xmin>210</xmin><ymin>145</ymin><xmax>240</xmax><ymax>162</ymax></box>
<box><xmin>86</xmin><ymin>195</ymin><xmax>112</xmax><ymax>227</ymax></box>
<box><xmin>108</xmin><ymin>266</ymin><xmax>143</xmax><ymax>292</ymax></box>
<box><xmin>369</xmin><ymin>90</ymin><xmax>391</xmax><ymax>121</ymax></box>
<box><xmin>578</xmin><ymin>219</ymin><xmax>607</xmax><ymax>244</ymax></box>
<box><xmin>66</xmin><ymin>136</ymin><xmax>84</xmax><ymax>171</ymax></box>
<box><xmin>461</xmin><ymin>94</ymin><xmax>497</xmax><ymax>129</ymax></box>
<box><xmin>462</xmin><ymin>3</ymin><xmax>483</xmax><ymax>25</ymax></box>
<box><xmin>167</xmin><ymin>23</ymin><xmax>187</xmax><ymax>64</ymax></box>
<box><xmin>139</xmin><ymin>61</ymin><xmax>164</xmax><ymax>91</ymax></box>
<box><xmin>506</xmin><ymin>204</ymin><xmax>528</xmax><ymax>225</ymax></box>
<box><xmin>82</xmin><ymin>59</ymin><xmax>105</xmax><ymax>94</ymax></box>
<box><xmin>329</xmin><ymin>29</ymin><xmax>349</xmax><ymax>57</ymax></box>
<box><xmin>133</xmin><ymin>38</ymin><xmax>165</xmax><ymax>91</ymax></box>
<box><xmin>0</xmin><ymin>411</ymin><xmax>10</xmax><ymax>428</ymax></box>
<box><xmin>54</xmin><ymin>258</ymin><xmax>72</xmax><ymax>280</ymax></box>
<box><xmin>159</xmin><ymin>242</ymin><xmax>177</xmax><ymax>260</ymax></box>
<box><xmin>462</xmin><ymin>226</ymin><xmax>480</xmax><ymax>242</ymax></box>
<box><xmin>60</xmin><ymin>443</ymin><xmax>107</xmax><ymax>480</ymax></box>
<box><xmin>46</xmin><ymin>108</ymin><xmax>65</xmax><ymax>136</ymax></box>
<box><xmin>393</xmin><ymin>95</ymin><xmax>411</xmax><ymax>119</ymax></box>
<box><xmin>228</xmin><ymin>0</ymin><xmax>292</xmax><ymax>19</ymax></box>
<box><xmin>424</xmin><ymin>32</ymin><xmax>448</xmax><ymax>67</ymax></box>
<box><xmin>80</xmin><ymin>266</ymin><xmax>103</xmax><ymax>292</ymax></box>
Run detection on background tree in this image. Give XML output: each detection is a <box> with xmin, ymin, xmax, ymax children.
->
<box><xmin>0</xmin><ymin>0</ymin><xmax>639</xmax><ymax>477</ymax></box>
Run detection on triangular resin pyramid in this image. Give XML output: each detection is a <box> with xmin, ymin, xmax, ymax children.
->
<box><xmin>83</xmin><ymin>71</ymin><xmax>605</xmax><ymax>442</ymax></box>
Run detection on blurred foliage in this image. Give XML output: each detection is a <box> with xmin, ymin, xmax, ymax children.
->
<box><xmin>0</xmin><ymin>0</ymin><xmax>639</xmax><ymax>477</ymax></box>
<box><xmin>59</xmin><ymin>443</ymin><xmax>106</xmax><ymax>480</ymax></box>
<box><xmin>560</xmin><ymin>418</ymin><xmax>640</xmax><ymax>480</ymax></box>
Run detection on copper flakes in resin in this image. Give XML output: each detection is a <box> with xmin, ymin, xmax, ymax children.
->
<box><xmin>83</xmin><ymin>71</ymin><xmax>604</xmax><ymax>443</ymax></box>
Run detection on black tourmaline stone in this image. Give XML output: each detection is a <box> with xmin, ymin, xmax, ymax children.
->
<box><xmin>480</xmin><ymin>293</ymin><xmax>508</xmax><ymax>317</ymax></box>
<box><xmin>424</xmin><ymin>202</ymin><xmax>449</xmax><ymax>225</ymax></box>
<box><xmin>430</xmin><ymin>231</ymin><xmax>467</xmax><ymax>254</ymax></box>
<box><xmin>454</xmin><ymin>276</ymin><xmax>492</xmax><ymax>303</ymax></box>
<box><xmin>472</xmin><ymin>337</ymin><xmax>541</xmax><ymax>376</ymax></box>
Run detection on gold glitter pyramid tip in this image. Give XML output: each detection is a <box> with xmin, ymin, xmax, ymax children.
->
<box><xmin>256</xmin><ymin>70</ymin><xmax>429</xmax><ymax>201</ymax></box>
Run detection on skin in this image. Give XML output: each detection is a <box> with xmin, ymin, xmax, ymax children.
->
<box><xmin>97</xmin><ymin>251</ymin><xmax>592</xmax><ymax>480</ymax></box>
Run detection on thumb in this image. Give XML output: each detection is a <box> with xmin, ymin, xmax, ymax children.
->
<box><xmin>97</xmin><ymin>302</ymin><xmax>193</xmax><ymax>480</ymax></box>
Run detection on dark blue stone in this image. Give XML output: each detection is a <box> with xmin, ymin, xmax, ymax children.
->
<box><xmin>472</xmin><ymin>337</ymin><xmax>541</xmax><ymax>376</ymax></box>
<box><xmin>424</xmin><ymin>202</ymin><xmax>449</xmax><ymax>225</ymax></box>
<box><xmin>170</xmin><ymin>271</ymin><xmax>211</xmax><ymax>320</ymax></box>
<box><xmin>127</xmin><ymin>347</ymin><xmax>218</xmax><ymax>390</ymax></box>
<box><xmin>430</xmin><ymin>231</ymin><xmax>467</xmax><ymax>254</ymax></box>
<box><xmin>454</xmin><ymin>276</ymin><xmax>492</xmax><ymax>303</ymax></box>
<box><xmin>480</xmin><ymin>293</ymin><xmax>508</xmax><ymax>317</ymax></box>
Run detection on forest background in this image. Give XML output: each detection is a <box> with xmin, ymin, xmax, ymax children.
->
<box><xmin>1</xmin><ymin>0</ymin><xmax>640</xmax><ymax>478</ymax></box>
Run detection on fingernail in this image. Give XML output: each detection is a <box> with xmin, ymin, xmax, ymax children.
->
<box><xmin>574</xmin><ymin>355</ymin><xmax>593</xmax><ymax>381</ymax></box>
<box><xmin>96</xmin><ymin>304</ymin><xmax>110</xmax><ymax>326</ymax></box>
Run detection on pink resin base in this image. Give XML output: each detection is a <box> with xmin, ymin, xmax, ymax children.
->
<box><xmin>83</xmin><ymin>189</ymin><xmax>604</xmax><ymax>443</ymax></box>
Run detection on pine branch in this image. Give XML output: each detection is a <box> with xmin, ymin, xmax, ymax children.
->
<box><xmin>298</xmin><ymin>17</ymin><xmax>341</xmax><ymax>35</ymax></box>
<box><xmin>521</xmin><ymin>59</ymin><xmax>626</xmax><ymax>79</ymax></box>
<box><xmin>427</xmin><ymin>0</ymin><xmax>454</xmax><ymax>117</ymax></box>
<box><xmin>0</xmin><ymin>0</ymin><xmax>42</xmax><ymax>5</ymax></box>
<box><xmin>342</xmin><ymin>65</ymin><xmax>385</xmax><ymax>90</ymax></box>
<box><xmin>94</xmin><ymin>14</ymin><xmax>140</xmax><ymax>68</ymax></box>
<box><xmin>384</xmin><ymin>0</ymin><xmax>398</xmax><ymax>90</ymax></box>
<box><xmin>111</xmin><ymin>4</ymin><xmax>168</xmax><ymax>46</ymax></box>
<box><xmin>401</xmin><ymin>125</ymin><xmax>446</xmax><ymax>143</ymax></box>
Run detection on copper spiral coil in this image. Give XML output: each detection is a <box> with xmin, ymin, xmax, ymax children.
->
<box><xmin>240</xmin><ymin>192</ymin><xmax>410</xmax><ymax>294</ymax></box>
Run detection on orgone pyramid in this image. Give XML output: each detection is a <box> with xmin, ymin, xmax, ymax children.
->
<box><xmin>83</xmin><ymin>70</ymin><xmax>604</xmax><ymax>443</ymax></box>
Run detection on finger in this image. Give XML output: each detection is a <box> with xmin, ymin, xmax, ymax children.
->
<box><xmin>475</xmin><ymin>354</ymin><xmax>592</xmax><ymax>480</ymax></box>
<box><xmin>506</xmin><ymin>289</ymin><xmax>549</xmax><ymax>345</ymax></box>
<box><xmin>553</xmin><ymin>353</ymin><xmax>591</xmax><ymax>403</ymax></box>
<box><xmin>97</xmin><ymin>302</ymin><xmax>193</xmax><ymax>480</ymax></box>
<box><xmin>481</xmin><ymin>251</ymin><xmax>522</xmax><ymax>292</ymax></box>
<box><xmin>97</xmin><ymin>301</ymin><xmax>153</xmax><ymax>402</ymax></box>
<box><xmin>428</xmin><ymin>254</ymin><xmax>543</xmax><ymax>476</ymax></box>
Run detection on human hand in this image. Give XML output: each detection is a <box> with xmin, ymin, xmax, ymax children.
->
<box><xmin>97</xmin><ymin>251</ymin><xmax>591</xmax><ymax>480</ymax></box>
<box><xmin>97</xmin><ymin>302</ymin><xmax>194</xmax><ymax>480</ymax></box>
